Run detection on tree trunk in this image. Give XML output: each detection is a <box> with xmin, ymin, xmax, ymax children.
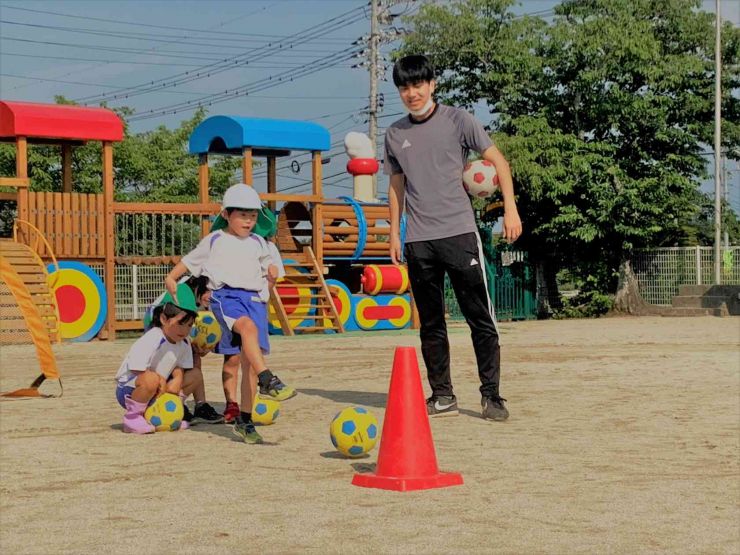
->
<box><xmin>613</xmin><ymin>259</ymin><xmax>650</xmax><ymax>314</ymax></box>
<box><xmin>535</xmin><ymin>259</ymin><xmax>561</xmax><ymax>318</ymax></box>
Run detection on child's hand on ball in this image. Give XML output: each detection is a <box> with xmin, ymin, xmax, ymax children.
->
<box><xmin>157</xmin><ymin>375</ymin><xmax>167</xmax><ymax>396</ymax></box>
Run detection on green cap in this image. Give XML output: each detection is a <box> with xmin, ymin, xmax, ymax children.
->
<box><xmin>160</xmin><ymin>283</ymin><xmax>198</xmax><ymax>313</ymax></box>
<box><xmin>211</xmin><ymin>206</ymin><xmax>277</xmax><ymax>239</ymax></box>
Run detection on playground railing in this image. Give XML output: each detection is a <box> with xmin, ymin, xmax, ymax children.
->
<box><xmin>12</xmin><ymin>218</ymin><xmax>60</xmax><ymax>289</ymax></box>
<box><xmin>113</xmin><ymin>203</ymin><xmax>214</xmax><ymax>259</ymax></box>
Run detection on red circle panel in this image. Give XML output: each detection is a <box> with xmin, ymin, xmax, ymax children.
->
<box><xmin>55</xmin><ymin>285</ymin><xmax>86</xmax><ymax>323</ymax></box>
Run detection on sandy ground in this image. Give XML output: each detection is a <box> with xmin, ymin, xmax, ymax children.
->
<box><xmin>0</xmin><ymin>316</ymin><xmax>738</xmax><ymax>554</ymax></box>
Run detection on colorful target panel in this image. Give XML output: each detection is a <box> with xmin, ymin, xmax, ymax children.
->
<box><xmin>47</xmin><ymin>261</ymin><xmax>107</xmax><ymax>342</ymax></box>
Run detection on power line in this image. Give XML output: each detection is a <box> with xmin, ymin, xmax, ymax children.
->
<box><xmin>0</xmin><ymin>72</ymin><xmax>358</xmax><ymax>92</ymax></box>
<box><xmin>0</xmin><ymin>4</ymin><xmax>359</xmax><ymax>41</ymax></box>
<box><xmin>128</xmin><ymin>47</ymin><xmax>361</xmax><ymax>121</ymax></box>
<box><xmin>72</xmin><ymin>6</ymin><xmax>366</xmax><ymax>104</ymax></box>
<box><xmin>0</xmin><ymin>18</ymin><xmax>352</xmax><ymax>47</ymax></box>
<box><xmin>0</xmin><ymin>51</ymin><xmax>204</xmax><ymax>67</ymax></box>
<box><xmin>0</xmin><ymin>36</ymin><xmax>240</xmax><ymax>62</ymax></box>
<box><xmin>0</xmin><ymin>35</ymin><xmax>351</xmax><ymax>61</ymax></box>
<box><xmin>2</xmin><ymin>4</ymin><xmax>288</xmax><ymax>93</ymax></box>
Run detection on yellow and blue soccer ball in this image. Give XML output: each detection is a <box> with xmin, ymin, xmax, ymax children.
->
<box><xmin>145</xmin><ymin>393</ymin><xmax>184</xmax><ymax>432</ymax></box>
<box><xmin>329</xmin><ymin>406</ymin><xmax>379</xmax><ymax>458</ymax></box>
<box><xmin>252</xmin><ymin>397</ymin><xmax>280</xmax><ymax>425</ymax></box>
<box><xmin>190</xmin><ymin>311</ymin><xmax>222</xmax><ymax>352</ymax></box>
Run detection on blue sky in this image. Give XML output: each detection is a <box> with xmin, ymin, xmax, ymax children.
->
<box><xmin>0</xmin><ymin>0</ymin><xmax>737</xmax><ymax>210</ymax></box>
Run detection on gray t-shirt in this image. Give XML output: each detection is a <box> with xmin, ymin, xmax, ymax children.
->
<box><xmin>384</xmin><ymin>103</ymin><xmax>493</xmax><ymax>243</ymax></box>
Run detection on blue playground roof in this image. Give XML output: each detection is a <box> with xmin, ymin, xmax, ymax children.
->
<box><xmin>188</xmin><ymin>115</ymin><xmax>330</xmax><ymax>156</ymax></box>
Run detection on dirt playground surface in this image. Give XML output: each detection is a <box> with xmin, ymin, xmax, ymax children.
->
<box><xmin>1</xmin><ymin>316</ymin><xmax>738</xmax><ymax>554</ymax></box>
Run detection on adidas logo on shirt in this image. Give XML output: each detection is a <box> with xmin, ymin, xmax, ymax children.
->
<box><xmin>401</xmin><ymin>139</ymin><xmax>411</xmax><ymax>149</ymax></box>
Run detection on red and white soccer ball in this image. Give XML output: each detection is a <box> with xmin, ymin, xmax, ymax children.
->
<box><xmin>462</xmin><ymin>160</ymin><xmax>499</xmax><ymax>199</ymax></box>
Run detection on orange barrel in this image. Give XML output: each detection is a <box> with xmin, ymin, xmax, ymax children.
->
<box><xmin>360</xmin><ymin>264</ymin><xmax>409</xmax><ymax>295</ymax></box>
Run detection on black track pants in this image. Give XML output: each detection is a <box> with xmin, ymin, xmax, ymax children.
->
<box><xmin>404</xmin><ymin>232</ymin><xmax>501</xmax><ymax>398</ymax></box>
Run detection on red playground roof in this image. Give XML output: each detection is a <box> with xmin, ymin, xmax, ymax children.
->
<box><xmin>0</xmin><ymin>100</ymin><xmax>123</xmax><ymax>142</ymax></box>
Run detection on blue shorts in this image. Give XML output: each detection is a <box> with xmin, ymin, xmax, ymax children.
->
<box><xmin>210</xmin><ymin>287</ymin><xmax>270</xmax><ymax>356</ymax></box>
<box><xmin>115</xmin><ymin>372</ymin><xmax>178</xmax><ymax>408</ymax></box>
<box><xmin>115</xmin><ymin>385</ymin><xmax>135</xmax><ymax>408</ymax></box>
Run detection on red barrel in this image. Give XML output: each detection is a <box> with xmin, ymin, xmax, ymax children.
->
<box><xmin>361</xmin><ymin>264</ymin><xmax>409</xmax><ymax>295</ymax></box>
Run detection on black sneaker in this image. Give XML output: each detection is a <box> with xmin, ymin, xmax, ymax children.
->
<box><xmin>192</xmin><ymin>402</ymin><xmax>224</xmax><ymax>424</ymax></box>
<box><xmin>183</xmin><ymin>403</ymin><xmax>194</xmax><ymax>424</ymax></box>
<box><xmin>426</xmin><ymin>395</ymin><xmax>459</xmax><ymax>418</ymax></box>
<box><xmin>481</xmin><ymin>396</ymin><xmax>509</xmax><ymax>421</ymax></box>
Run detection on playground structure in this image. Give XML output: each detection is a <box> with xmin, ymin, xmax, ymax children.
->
<box><xmin>0</xmin><ymin>220</ymin><xmax>62</xmax><ymax>396</ymax></box>
<box><xmin>188</xmin><ymin>115</ymin><xmax>414</xmax><ymax>335</ymax></box>
<box><xmin>0</xmin><ymin>100</ymin><xmax>419</xmax><ymax>342</ymax></box>
<box><xmin>0</xmin><ymin>100</ymin><xmax>123</xmax><ymax>342</ymax></box>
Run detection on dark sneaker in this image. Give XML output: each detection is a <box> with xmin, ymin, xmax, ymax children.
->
<box><xmin>183</xmin><ymin>403</ymin><xmax>194</xmax><ymax>424</ymax></box>
<box><xmin>232</xmin><ymin>420</ymin><xmax>263</xmax><ymax>444</ymax></box>
<box><xmin>426</xmin><ymin>395</ymin><xmax>459</xmax><ymax>418</ymax></box>
<box><xmin>223</xmin><ymin>401</ymin><xmax>240</xmax><ymax>424</ymax></box>
<box><xmin>259</xmin><ymin>375</ymin><xmax>297</xmax><ymax>401</ymax></box>
<box><xmin>192</xmin><ymin>402</ymin><xmax>224</xmax><ymax>424</ymax></box>
<box><xmin>481</xmin><ymin>396</ymin><xmax>509</xmax><ymax>421</ymax></box>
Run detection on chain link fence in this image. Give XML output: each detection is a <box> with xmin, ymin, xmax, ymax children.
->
<box><xmin>633</xmin><ymin>246</ymin><xmax>739</xmax><ymax>305</ymax></box>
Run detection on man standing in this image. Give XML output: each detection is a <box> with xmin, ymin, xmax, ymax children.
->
<box><xmin>385</xmin><ymin>55</ymin><xmax>522</xmax><ymax>420</ymax></box>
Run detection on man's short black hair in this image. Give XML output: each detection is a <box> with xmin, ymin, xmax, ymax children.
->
<box><xmin>392</xmin><ymin>55</ymin><xmax>435</xmax><ymax>87</ymax></box>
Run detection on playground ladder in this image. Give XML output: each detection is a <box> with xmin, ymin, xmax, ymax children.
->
<box><xmin>270</xmin><ymin>246</ymin><xmax>345</xmax><ymax>335</ymax></box>
<box><xmin>0</xmin><ymin>238</ymin><xmax>61</xmax><ymax>344</ymax></box>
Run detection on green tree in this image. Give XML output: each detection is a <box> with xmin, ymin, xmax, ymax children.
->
<box><xmin>113</xmin><ymin>107</ymin><xmax>240</xmax><ymax>203</ymax></box>
<box><xmin>398</xmin><ymin>0</ymin><xmax>740</xmax><ymax>313</ymax></box>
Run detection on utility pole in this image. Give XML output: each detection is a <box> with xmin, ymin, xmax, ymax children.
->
<box><xmin>721</xmin><ymin>151</ymin><xmax>728</xmax><ymax>248</ymax></box>
<box><xmin>713</xmin><ymin>0</ymin><xmax>722</xmax><ymax>284</ymax></box>
<box><xmin>369</xmin><ymin>0</ymin><xmax>380</xmax><ymax>198</ymax></box>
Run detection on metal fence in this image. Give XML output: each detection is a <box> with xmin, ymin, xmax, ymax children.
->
<box><xmin>444</xmin><ymin>238</ymin><xmax>537</xmax><ymax>322</ymax></box>
<box><xmin>115</xmin><ymin>212</ymin><xmax>203</xmax><ymax>257</ymax></box>
<box><xmin>96</xmin><ymin>247</ymin><xmax>737</xmax><ymax>323</ymax></box>
<box><xmin>88</xmin><ymin>263</ymin><xmax>172</xmax><ymax>321</ymax></box>
<box><xmin>633</xmin><ymin>246</ymin><xmax>740</xmax><ymax>305</ymax></box>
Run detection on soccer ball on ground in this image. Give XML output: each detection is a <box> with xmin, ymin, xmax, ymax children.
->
<box><xmin>145</xmin><ymin>393</ymin><xmax>184</xmax><ymax>432</ymax></box>
<box><xmin>329</xmin><ymin>406</ymin><xmax>379</xmax><ymax>458</ymax></box>
<box><xmin>462</xmin><ymin>159</ymin><xmax>499</xmax><ymax>199</ymax></box>
<box><xmin>190</xmin><ymin>311</ymin><xmax>222</xmax><ymax>352</ymax></box>
<box><xmin>252</xmin><ymin>397</ymin><xmax>280</xmax><ymax>425</ymax></box>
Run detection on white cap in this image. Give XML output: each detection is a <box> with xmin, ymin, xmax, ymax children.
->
<box><xmin>221</xmin><ymin>183</ymin><xmax>262</xmax><ymax>210</ymax></box>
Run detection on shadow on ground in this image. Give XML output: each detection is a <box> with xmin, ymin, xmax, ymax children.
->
<box><xmin>299</xmin><ymin>388</ymin><xmax>387</xmax><ymax>408</ymax></box>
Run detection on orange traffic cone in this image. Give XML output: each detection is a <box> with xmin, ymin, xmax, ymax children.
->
<box><xmin>352</xmin><ymin>346</ymin><xmax>463</xmax><ymax>491</ymax></box>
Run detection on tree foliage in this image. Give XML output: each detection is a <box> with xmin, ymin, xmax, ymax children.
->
<box><xmin>397</xmin><ymin>0</ymin><xmax>740</xmax><ymax>309</ymax></box>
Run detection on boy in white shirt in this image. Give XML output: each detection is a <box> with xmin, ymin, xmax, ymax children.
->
<box><xmin>220</xmin><ymin>233</ymin><xmax>287</xmax><ymax>423</ymax></box>
<box><xmin>165</xmin><ymin>184</ymin><xmax>295</xmax><ymax>444</ymax></box>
